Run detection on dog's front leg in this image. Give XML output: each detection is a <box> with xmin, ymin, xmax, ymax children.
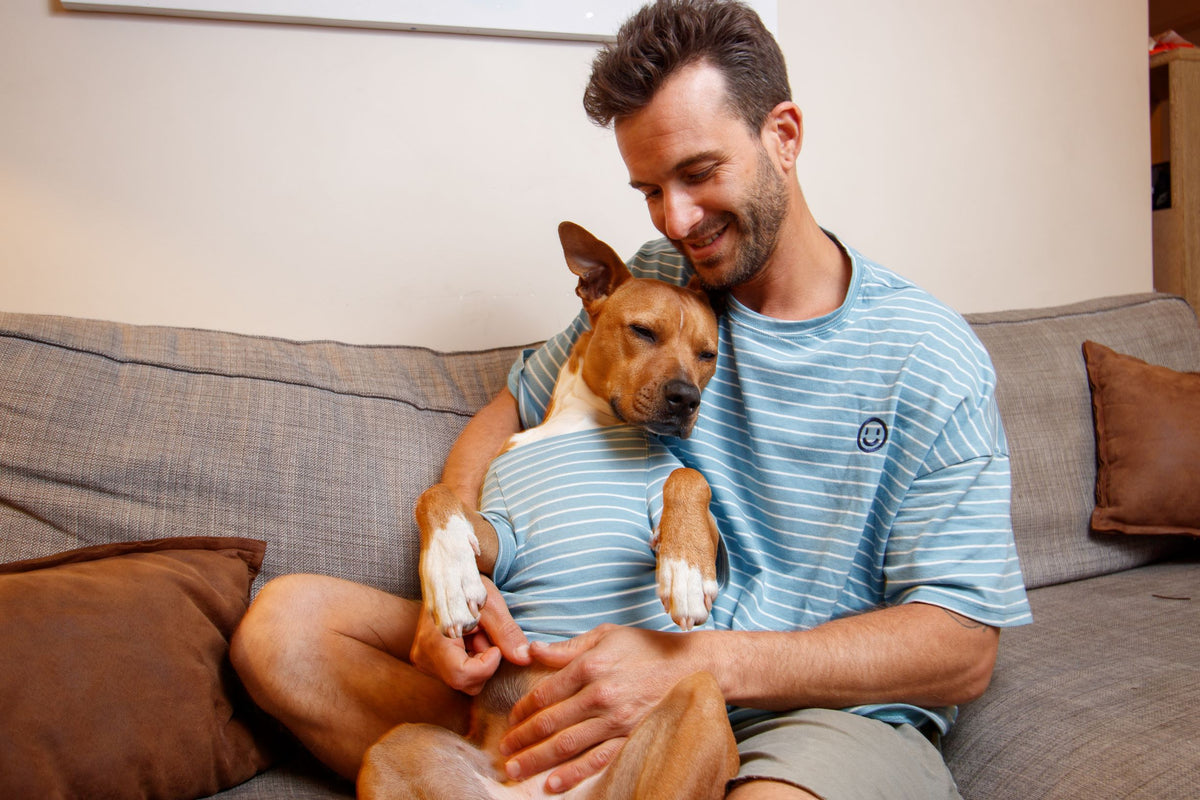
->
<box><xmin>416</xmin><ymin>483</ymin><xmax>499</xmax><ymax>638</ymax></box>
<box><xmin>651</xmin><ymin>467</ymin><xmax>720</xmax><ymax>631</ymax></box>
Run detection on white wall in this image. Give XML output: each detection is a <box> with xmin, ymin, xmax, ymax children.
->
<box><xmin>0</xmin><ymin>1</ymin><xmax>1151</xmax><ymax>349</ymax></box>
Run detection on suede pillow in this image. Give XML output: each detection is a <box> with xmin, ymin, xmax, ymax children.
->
<box><xmin>1083</xmin><ymin>340</ymin><xmax>1200</xmax><ymax>536</ymax></box>
<box><xmin>0</xmin><ymin>536</ymin><xmax>277</xmax><ymax>799</ymax></box>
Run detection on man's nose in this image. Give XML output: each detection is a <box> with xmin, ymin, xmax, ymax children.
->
<box><xmin>660</xmin><ymin>189</ymin><xmax>704</xmax><ymax>241</ymax></box>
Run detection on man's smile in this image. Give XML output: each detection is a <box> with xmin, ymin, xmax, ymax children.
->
<box><xmin>678</xmin><ymin>220</ymin><xmax>730</xmax><ymax>260</ymax></box>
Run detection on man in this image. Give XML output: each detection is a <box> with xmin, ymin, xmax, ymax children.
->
<box><xmin>232</xmin><ymin>2</ymin><xmax>1031</xmax><ymax>797</ymax></box>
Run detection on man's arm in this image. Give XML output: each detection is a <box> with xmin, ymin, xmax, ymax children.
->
<box><xmin>708</xmin><ymin>602</ymin><xmax>997</xmax><ymax>709</ymax></box>
<box><xmin>442</xmin><ymin>388</ymin><xmax>521</xmax><ymax>508</ymax></box>
<box><xmin>499</xmin><ymin>602</ymin><xmax>998</xmax><ymax>791</ymax></box>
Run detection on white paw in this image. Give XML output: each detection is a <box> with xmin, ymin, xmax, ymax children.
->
<box><xmin>657</xmin><ymin>556</ymin><xmax>717</xmax><ymax>632</ymax></box>
<box><xmin>419</xmin><ymin>513</ymin><xmax>488</xmax><ymax>639</ymax></box>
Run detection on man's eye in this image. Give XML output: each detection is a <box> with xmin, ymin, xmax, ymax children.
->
<box><xmin>630</xmin><ymin>325</ymin><xmax>657</xmax><ymax>343</ymax></box>
<box><xmin>686</xmin><ymin>166</ymin><xmax>716</xmax><ymax>183</ymax></box>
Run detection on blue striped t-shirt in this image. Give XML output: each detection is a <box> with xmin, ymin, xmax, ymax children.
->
<box><xmin>506</xmin><ymin>235</ymin><xmax>1032</xmax><ymax>733</ymax></box>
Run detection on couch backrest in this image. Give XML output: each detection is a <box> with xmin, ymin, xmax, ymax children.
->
<box><xmin>967</xmin><ymin>293</ymin><xmax>1200</xmax><ymax>589</ymax></box>
<box><xmin>4</xmin><ymin>294</ymin><xmax>1197</xmax><ymax>599</ymax></box>
<box><xmin>0</xmin><ymin>312</ymin><xmax>523</xmax><ymax>597</ymax></box>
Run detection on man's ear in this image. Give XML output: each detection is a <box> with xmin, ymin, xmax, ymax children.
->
<box><xmin>761</xmin><ymin>101</ymin><xmax>803</xmax><ymax>172</ymax></box>
<box><xmin>558</xmin><ymin>221</ymin><xmax>632</xmax><ymax>319</ymax></box>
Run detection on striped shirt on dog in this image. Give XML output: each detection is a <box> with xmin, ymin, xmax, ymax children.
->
<box><xmin>483</xmin><ymin>425</ymin><xmax>706</xmax><ymax>639</ymax></box>
<box><xmin>504</xmin><ymin>234</ymin><xmax>1032</xmax><ymax>734</ymax></box>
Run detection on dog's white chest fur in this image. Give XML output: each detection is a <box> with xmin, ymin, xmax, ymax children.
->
<box><xmin>504</xmin><ymin>361</ymin><xmax>618</xmax><ymax>452</ymax></box>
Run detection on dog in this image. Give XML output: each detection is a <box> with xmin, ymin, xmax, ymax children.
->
<box><xmin>357</xmin><ymin>222</ymin><xmax>739</xmax><ymax>800</ymax></box>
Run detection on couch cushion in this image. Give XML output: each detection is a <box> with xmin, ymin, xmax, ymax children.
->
<box><xmin>1084</xmin><ymin>340</ymin><xmax>1200</xmax><ymax>536</ymax></box>
<box><xmin>0</xmin><ymin>311</ymin><xmax>525</xmax><ymax>598</ymax></box>
<box><xmin>966</xmin><ymin>294</ymin><xmax>1200</xmax><ymax>588</ymax></box>
<box><xmin>943</xmin><ymin>559</ymin><xmax>1200</xmax><ymax>799</ymax></box>
<box><xmin>211</xmin><ymin>755</ymin><xmax>353</xmax><ymax>799</ymax></box>
<box><xmin>0</xmin><ymin>537</ymin><xmax>277</xmax><ymax>799</ymax></box>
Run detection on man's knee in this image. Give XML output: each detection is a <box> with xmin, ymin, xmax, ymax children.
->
<box><xmin>232</xmin><ymin>573</ymin><xmax>419</xmax><ymax>686</ymax></box>
<box><xmin>231</xmin><ymin>573</ymin><xmax>334</xmax><ymax>691</ymax></box>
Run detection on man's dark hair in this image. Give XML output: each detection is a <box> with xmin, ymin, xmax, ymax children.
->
<box><xmin>583</xmin><ymin>0</ymin><xmax>791</xmax><ymax>132</ymax></box>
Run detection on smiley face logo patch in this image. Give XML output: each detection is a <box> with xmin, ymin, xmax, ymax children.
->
<box><xmin>857</xmin><ymin>417</ymin><xmax>889</xmax><ymax>453</ymax></box>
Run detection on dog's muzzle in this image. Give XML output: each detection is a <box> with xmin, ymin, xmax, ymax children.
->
<box><xmin>648</xmin><ymin>379</ymin><xmax>702</xmax><ymax>438</ymax></box>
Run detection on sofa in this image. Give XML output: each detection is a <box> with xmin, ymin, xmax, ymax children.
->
<box><xmin>1</xmin><ymin>292</ymin><xmax>1197</xmax><ymax>799</ymax></box>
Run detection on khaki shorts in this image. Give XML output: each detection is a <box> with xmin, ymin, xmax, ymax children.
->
<box><xmin>729</xmin><ymin>708</ymin><xmax>963</xmax><ymax>800</ymax></box>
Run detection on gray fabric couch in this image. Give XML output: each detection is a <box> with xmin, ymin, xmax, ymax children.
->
<box><xmin>1</xmin><ymin>292</ymin><xmax>1197</xmax><ymax>799</ymax></box>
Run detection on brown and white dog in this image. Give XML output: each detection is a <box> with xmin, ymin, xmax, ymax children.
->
<box><xmin>357</xmin><ymin>222</ymin><xmax>738</xmax><ymax>800</ymax></box>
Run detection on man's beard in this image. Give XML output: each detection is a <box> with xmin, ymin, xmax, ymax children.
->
<box><xmin>678</xmin><ymin>148</ymin><xmax>789</xmax><ymax>293</ymax></box>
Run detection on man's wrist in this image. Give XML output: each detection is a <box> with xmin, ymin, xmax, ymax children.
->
<box><xmin>683</xmin><ymin>629</ymin><xmax>736</xmax><ymax>697</ymax></box>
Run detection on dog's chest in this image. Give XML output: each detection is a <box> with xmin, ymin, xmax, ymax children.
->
<box><xmin>480</xmin><ymin>427</ymin><xmax>683</xmax><ymax>640</ymax></box>
<box><xmin>503</xmin><ymin>362</ymin><xmax>619</xmax><ymax>453</ymax></box>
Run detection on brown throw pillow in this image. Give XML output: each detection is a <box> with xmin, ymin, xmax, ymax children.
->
<box><xmin>0</xmin><ymin>536</ymin><xmax>277</xmax><ymax>799</ymax></box>
<box><xmin>1083</xmin><ymin>340</ymin><xmax>1200</xmax><ymax>536</ymax></box>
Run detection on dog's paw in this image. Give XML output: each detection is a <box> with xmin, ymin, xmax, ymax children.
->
<box><xmin>419</xmin><ymin>513</ymin><xmax>489</xmax><ymax>639</ymax></box>
<box><xmin>656</xmin><ymin>556</ymin><xmax>717</xmax><ymax>632</ymax></box>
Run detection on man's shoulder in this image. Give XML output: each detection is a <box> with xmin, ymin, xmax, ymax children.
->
<box><xmin>853</xmin><ymin>252</ymin><xmax>966</xmax><ymax>330</ymax></box>
<box><xmin>849</xmin><ymin>250</ymin><xmax>995</xmax><ymax>381</ymax></box>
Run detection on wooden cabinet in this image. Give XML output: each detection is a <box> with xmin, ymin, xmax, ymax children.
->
<box><xmin>1151</xmin><ymin>48</ymin><xmax>1200</xmax><ymax>310</ymax></box>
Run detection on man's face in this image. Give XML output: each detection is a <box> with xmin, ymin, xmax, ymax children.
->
<box><xmin>614</xmin><ymin>62</ymin><xmax>789</xmax><ymax>293</ymax></box>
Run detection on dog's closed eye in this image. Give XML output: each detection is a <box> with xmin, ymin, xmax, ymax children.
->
<box><xmin>630</xmin><ymin>324</ymin><xmax>657</xmax><ymax>344</ymax></box>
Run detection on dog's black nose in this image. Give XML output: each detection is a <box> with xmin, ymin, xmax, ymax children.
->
<box><xmin>663</xmin><ymin>379</ymin><xmax>701</xmax><ymax>416</ymax></box>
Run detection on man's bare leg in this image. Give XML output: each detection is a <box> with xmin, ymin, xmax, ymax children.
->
<box><xmin>230</xmin><ymin>573</ymin><xmax>471</xmax><ymax>780</ymax></box>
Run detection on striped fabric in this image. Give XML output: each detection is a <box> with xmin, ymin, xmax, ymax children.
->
<box><xmin>507</xmin><ymin>235</ymin><xmax>1031</xmax><ymax>733</ymax></box>
<box><xmin>483</xmin><ymin>426</ymin><xmax>700</xmax><ymax>639</ymax></box>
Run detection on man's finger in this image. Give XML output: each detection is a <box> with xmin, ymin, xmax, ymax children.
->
<box><xmin>411</xmin><ymin>608</ymin><xmax>501</xmax><ymax>695</ymax></box>
<box><xmin>502</xmin><ymin>716</ymin><xmax>616</xmax><ymax>783</ymax></box>
<box><xmin>507</xmin><ymin>628</ymin><xmax>607</xmax><ymax>725</ymax></box>
<box><xmin>544</xmin><ymin>738</ymin><xmax>627</xmax><ymax>794</ymax></box>
<box><xmin>448</xmin><ymin>645</ymin><xmax>502</xmax><ymax>695</ymax></box>
<box><xmin>476</xmin><ymin>579</ymin><xmax>531</xmax><ymax>664</ymax></box>
<box><xmin>504</xmin><ymin>660</ymin><xmax>585</xmax><ymax>731</ymax></box>
<box><xmin>526</xmin><ymin>636</ymin><xmax>584</xmax><ymax>669</ymax></box>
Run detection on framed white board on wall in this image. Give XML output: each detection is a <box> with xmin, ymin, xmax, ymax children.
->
<box><xmin>61</xmin><ymin>0</ymin><xmax>779</xmax><ymax>42</ymax></box>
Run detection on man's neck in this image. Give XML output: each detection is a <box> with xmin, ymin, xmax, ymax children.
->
<box><xmin>731</xmin><ymin>196</ymin><xmax>852</xmax><ymax>321</ymax></box>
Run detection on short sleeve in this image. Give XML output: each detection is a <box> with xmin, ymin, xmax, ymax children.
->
<box><xmin>884</xmin><ymin>394</ymin><xmax>1032</xmax><ymax>627</ymax></box>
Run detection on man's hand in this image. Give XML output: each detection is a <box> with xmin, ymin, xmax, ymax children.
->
<box><xmin>410</xmin><ymin>577</ymin><xmax>531</xmax><ymax>695</ymax></box>
<box><xmin>499</xmin><ymin>624</ymin><xmax>697</xmax><ymax>792</ymax></box>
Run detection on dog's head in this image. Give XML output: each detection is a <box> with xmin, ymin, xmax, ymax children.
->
<box><xmin>558</xmin><ymin>221</ymin><xmax>718</xmax><ymax>439</ymax></box>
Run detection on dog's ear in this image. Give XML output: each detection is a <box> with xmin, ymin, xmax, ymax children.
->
<box><xmin>685</xmin><ymin>273</ymin><xmax>726</xmax><ymax>316</ymax></box>
<box><xmin>559</xmin><ymin>221</ymin><xmax>632</xmax><ymax>318</ymax></box>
